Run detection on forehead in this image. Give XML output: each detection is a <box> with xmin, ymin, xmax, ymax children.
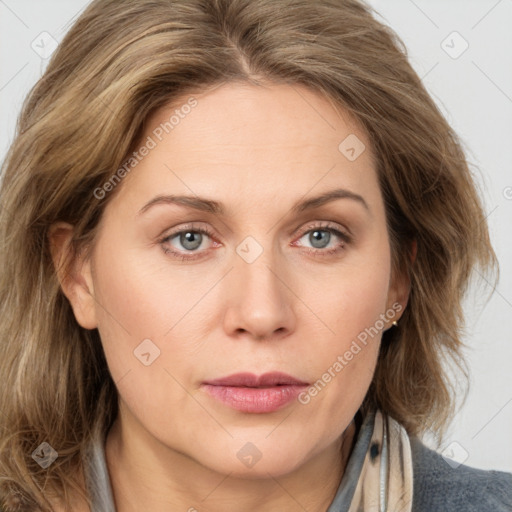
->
<box><xmin>108</xmin><ymin>82</ymin><xmax>381</xmax><ymax>217</ymax></box>
<box><xmin>147</xmin><ymin>81</ymin><xmax>373</xmax><ymax>160</ymax></box>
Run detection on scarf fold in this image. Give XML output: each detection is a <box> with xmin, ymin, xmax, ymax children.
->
<box><xmin>346</xmin><ymin>408</ymin><xmax>413</xmax><ymax>512</ymax></box>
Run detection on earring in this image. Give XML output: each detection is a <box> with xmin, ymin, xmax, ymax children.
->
<box><xmin>392</xmin><ymin>320</ymin><xmax>398</xmax><ymax>327</ymax></box>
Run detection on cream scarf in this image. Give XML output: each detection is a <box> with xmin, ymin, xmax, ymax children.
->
<box><xmin>347</xmin><ymin>409</ymin><xmax>413</xmax><ymax>512</ymax></box>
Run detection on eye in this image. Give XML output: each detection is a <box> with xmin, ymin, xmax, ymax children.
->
<box><xmin>293</xmin><ymin>222</ymin><xmax>351</xmax><ymax>257</ymax></box>
<box><xmin>159</xmin><ymin>221</ymin><xmax>352</xmax><ymax>261</ymax></box>
<box><xmin>159</xmin><ymin>224</ymin><xmax>217</xmax><ymax>261</ymax></box>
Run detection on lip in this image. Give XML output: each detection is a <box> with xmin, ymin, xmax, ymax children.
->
<box><xmin>201</xmin><ymin>372</ymin><xmax>309</xmax><ymax>413</ymax></box>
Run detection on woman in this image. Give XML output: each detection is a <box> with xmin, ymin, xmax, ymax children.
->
<box><xmin>0</xmin><ymin>0</ymin><xmax>510</xmax><ymax>510</ymax></box>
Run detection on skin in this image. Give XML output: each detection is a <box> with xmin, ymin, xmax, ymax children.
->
<box><xmin>50</xmin><ymin>82</ymin><xmax>409</xmax><ymax>512</ymax></box>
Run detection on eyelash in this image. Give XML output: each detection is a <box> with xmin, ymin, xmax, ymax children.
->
<box><xmin>159</xmin><ymin>222</ymin><xmax>352</xmax><ymax>261</ymax></box>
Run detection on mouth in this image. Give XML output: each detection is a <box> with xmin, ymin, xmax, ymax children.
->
<box><xmin>201</xmin><ymin>372</ymin><xmax>309</xmax><ymax>413</ymax></box>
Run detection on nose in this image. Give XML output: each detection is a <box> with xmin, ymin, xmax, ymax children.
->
<box><xmin>222</xmin><ymin>244</ymin><xmax>296</xmax><ymax>342</ymax></box>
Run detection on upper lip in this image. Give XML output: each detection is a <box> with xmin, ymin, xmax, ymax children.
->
<box><xmin>203</xmin><ymin>372</ymin><xmax>309</xmax><ymax>387</ymax></box>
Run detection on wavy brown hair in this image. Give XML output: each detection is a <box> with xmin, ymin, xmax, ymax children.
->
<box><xmin>0</xmin><ymin>0</ymin><xmax>497</xmax><ymax>509</ymax></box>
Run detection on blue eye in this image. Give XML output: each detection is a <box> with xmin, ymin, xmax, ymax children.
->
<box><xmin>295</xmin><ymin>224</ymin><xmax>351</xmax><ymax>257</ymax></box>
<box><xmin>159</xmin><ymin>222</ymin><xmax>351</xmax><ymax>261</ymax></box>
<box><xmin>302</xmin><ymin>229</ymin><xmax>334</xmax><ymax>249</ymax></box>
<box><xmin>160</xmin><ymin>227</ymin><xmax>215</xmax><ymax>260</ymax></box>
<box><xmin>170</xmin><ymin>231</ymin><xmax>205</xmax><ymax>251</ymax></box>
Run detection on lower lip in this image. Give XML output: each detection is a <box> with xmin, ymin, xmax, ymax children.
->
<box><xmin>201</xmin><ymin>384</ymin><xmax>308</xmax><ymax>413</ymax></box>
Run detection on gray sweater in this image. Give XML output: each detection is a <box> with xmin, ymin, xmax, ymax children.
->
<box><xmin>408</xmin><ymin>436</ymin><xmax>512</xmax><ymax>511</ymax></box>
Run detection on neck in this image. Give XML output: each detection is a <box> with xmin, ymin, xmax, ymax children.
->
<box><xmin>104</xmin><ymin>410</ymin><xmax>357</xmax><ymax>512</ymax></box>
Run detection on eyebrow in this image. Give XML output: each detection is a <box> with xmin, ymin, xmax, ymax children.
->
<box><xmin>137</xmin><ymin>187</ymin><xmax>369</xmax><ymax>216</ymax></box>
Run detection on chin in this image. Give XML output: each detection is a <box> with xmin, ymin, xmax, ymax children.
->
<box><xmin>191</xmin><ymin>438</ymin><xmax>313</xmax><ymax>479</ymax></box>
<box><xmin>218</xmin><ymin>457</ymin><xmax>304</xmax><ymax>480</ymax></box>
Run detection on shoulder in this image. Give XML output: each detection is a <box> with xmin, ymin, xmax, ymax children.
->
<box><xmin>409</xmin><ymin>436</ymin><xmax>512</xmax><ymax>512</ymax></box>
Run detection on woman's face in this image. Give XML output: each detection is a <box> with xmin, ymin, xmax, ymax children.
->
<box><xmin>64</xmin><ymin>82</ymin><xmax>406</xmax><ymax>477</ymax></box>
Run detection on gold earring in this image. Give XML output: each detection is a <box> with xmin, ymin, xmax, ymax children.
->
<box><xmin>392</xmin><ymin>320</ymin><xmax>398</xmax><ymax>327</ymax></box>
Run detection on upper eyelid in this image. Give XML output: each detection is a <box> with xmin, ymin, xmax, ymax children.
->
<box><xmin>161</xmin><ymin>220</ymin><xmax>348</xmax><ymax>236</ymax></box>
<box><xmin>161</xmin><ymin>222</ymin><xmax>350</xmax><ymax>246</ymax></box>
<box><xmin>298</xmin><ymin>221</ymin><xmax>351</xmax><ymax>236</ymax></box>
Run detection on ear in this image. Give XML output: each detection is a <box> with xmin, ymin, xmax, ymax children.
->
<box><xmin>48</xmin><ymin>222</ymin><xmax>98</xmax><ymax>329</ymax></box>
<box><xmin>385</xmin><ymin>239</ymin><xmax>417</xmax><ymax>325</ymax></box>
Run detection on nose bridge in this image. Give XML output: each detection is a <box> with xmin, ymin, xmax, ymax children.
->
<box><xmin>223</xmin><ymin>232</ymin><xmax>295</xmax><ymax>339</ymax></box>
<box><xmin>235</xmin><ymin>233</ymin><xmax>285</xmax><ymax>301</ymax></box>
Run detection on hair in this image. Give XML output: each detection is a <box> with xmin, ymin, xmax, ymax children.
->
<box><xmin>0</xmin><ymin>0</ymin><xmax>498</xmax><ymax>509</ymax></box>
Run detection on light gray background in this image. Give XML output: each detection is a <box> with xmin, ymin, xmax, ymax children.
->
<box><xmin>1</xmin><ymin>0</ymin><xmax>511</xmax><ymax>472</ymax></box>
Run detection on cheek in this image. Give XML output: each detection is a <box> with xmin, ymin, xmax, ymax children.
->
<box><xmin>90</xmin><ymin>255</ymin><xmax>202</xmax><ymax>430</ymax></box>
<box><xmin>89</xmin><ymin>245</ymin><xmax>185</xmax><ymax>377</ymax></box>
<box><xmin>310</xmin><ymin>273</ymin><xmax>386</xmax><ymax>390</ymax></box>
<box><xmin>89</xmin><ymin>243</ymin><xmax>229</xmax><ymax>410</ymax></box>
<box><xmin>305</xmin><ymin>247</ymin><xmax>391</xmax><ymax>346</ymax></box>
<box><xmin>297</xmin><ymin>246</ymin><xmax>391</xmax><ymax>415</ymax></box>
